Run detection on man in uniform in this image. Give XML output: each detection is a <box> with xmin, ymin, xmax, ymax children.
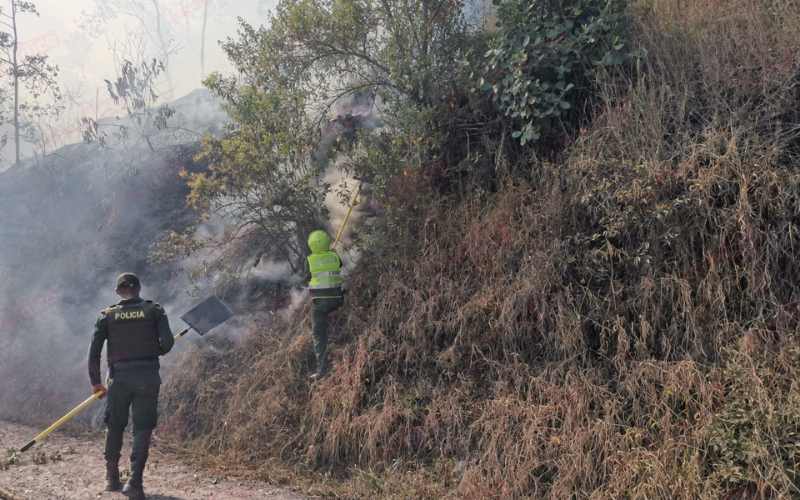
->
<box><xmin>88</xmin><ymin>273</ymin><xmax>174</xmax><ymax>499</ymax></box>
<box><xmin>304</xmin><ymin>231</ymin><xmax>344</xmax><ymax>381</ymax></box>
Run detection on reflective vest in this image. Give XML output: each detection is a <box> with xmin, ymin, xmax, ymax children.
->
<box><xmin>105</xmin><ymin>300</ymin><xmax>160</xmax><ymax>364</ymax></box>
<box><xmin>308</xmin><ymin>251</ymin><xmax>342</xmax><ymax>299</ymax></box>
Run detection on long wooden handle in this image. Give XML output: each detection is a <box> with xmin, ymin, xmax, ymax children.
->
<box><xmin>21</xmin><ymin>392</ymin><xmax>102</xmax><ymax>452</ymax></box>
<box><xmin>332</xmin><ymin>182</ymin><xmax>362</xmax><ymax>251</ymax></box>
<box><xmin>174</xmin><ymin>327</ymin><xmax>190</xmax><ymax>340</ymax></box>
<box><xmin>21</xmin><ymin>327</ymin><xmax>193</xmax><ymax>452</ymax></box>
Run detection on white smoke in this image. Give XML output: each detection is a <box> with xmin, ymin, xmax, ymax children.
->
<box><xmin>314</xmin><ymin>92</ymin><xmax>384</xmax><ymax>269</ymax></box>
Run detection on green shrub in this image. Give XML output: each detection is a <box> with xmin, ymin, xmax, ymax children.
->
<box><xmin>473</xmin><ymin>0</ymin><xmax>631</xmax><ymax>144</ymax></box>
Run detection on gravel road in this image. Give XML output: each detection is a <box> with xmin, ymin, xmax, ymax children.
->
<box><xmin>0</xmin><ymin>421</ymin><xmax>309</xmax><ymax>500</ymax></box>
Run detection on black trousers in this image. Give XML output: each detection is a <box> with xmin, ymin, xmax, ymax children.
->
<box><xmin>311</xmin><ymin>296</ymin><xmax>344</xmax><ymax>376</ymax></box>
<box><xmin>104</xmin><ymin>378</ymin><xmax>160</xmax><ymax>473</ymax></box>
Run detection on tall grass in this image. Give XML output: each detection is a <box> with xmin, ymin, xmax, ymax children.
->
<box><xmin>161</xmin><ymin>0</ymin><xmax>800</xmax><ymax>497</ymax></box>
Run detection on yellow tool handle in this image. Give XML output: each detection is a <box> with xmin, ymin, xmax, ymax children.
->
<box><xmin>21</xmin><ymin>392</ymin><xmax>102</xmax><ymax>452</ymax></box>
<box><xmin>332</xmin><ymin>182</ymin><xmax>362</xmax><ymax>251</ymax></box>
<box><xmin>21</xmin><ymin>327</ymin><xmax>193</xmax><ymax>452</ymax></box>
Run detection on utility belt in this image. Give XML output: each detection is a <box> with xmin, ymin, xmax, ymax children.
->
<box><xmin>108</xmin><ymin>357</ymin><xmax>159</xmax><ymax>378</ymax></box>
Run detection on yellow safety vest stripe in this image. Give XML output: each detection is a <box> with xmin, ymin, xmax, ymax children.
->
<box><xmin>308</xmin><ymin>251</ymin><xmax>343</xmax><ymax>294</ymax></box>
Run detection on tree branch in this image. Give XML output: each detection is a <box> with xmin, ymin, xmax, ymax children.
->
<box><xmin>315</xmin><ymin>41</ymin><xmax>391</xmax><ymax>75</ymax></box>
<box><xmin>380</xmin><ymin>0</ymin><xmax>394</xmax><ymax>22</ymax></box>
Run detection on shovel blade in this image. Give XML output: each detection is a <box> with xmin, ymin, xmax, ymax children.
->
<box><xmin>180</xmin><ymin>296</ymin><xmax>234</xmax><ymax>335</ymax></box>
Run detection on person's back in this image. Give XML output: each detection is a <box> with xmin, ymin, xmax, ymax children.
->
<box><xmin>87</xmin><ymin>273</ymin><xmax>174</xmax><ymax>499</ymax></box>
<box><xmin>305</xmin><ymin>231</ymin><xmax>344</xmax><ymax>380</ymax></box>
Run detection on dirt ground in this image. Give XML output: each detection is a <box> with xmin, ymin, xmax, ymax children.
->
<box><xmin>0</xmin><ymin>421</ymin><xmax>310</xmax><ymax>500</ymax></box>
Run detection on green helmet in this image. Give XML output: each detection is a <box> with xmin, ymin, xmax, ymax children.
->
<box><xmin>308</xmin><ymin>230</ymin><xmax>331</xmax><ymax>254</ymax></box>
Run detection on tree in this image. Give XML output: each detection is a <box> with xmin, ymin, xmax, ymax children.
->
<box><xmin>0</xmin><ymin>0</ymin><xmax>60</xmax><ymax>166</ymax></box>
<box><xmin>178</xmin><ymin>71</ymin><xmax>327</xmax><ymax>275</ymax></box>
<box><xmin>0</xmin><ymin>87</ymin><xmax>8</xmax><ymax>164</ymax></box>
<box><xmin>20</xmin><ymin>95</ymin><xmax>63</xmax><ymax>163</ymax></box>
<box><xmin>82</xmin><ymin>31</ymin><xmax>175</xmax><ymax>162</ymax></box>
<box><xmin>251</xmin><ymin>0</ymin><xmax>471</xmax><ymax>126</ymax></box>
<box><xmin>84</xmin><ymin>0</ymin><xmax>178</xmax><ymax>99</ymax></box>
<box><xmin>162</xmin><ymin>0</ymin><xmax>475</xmax><ymax>277</ymax></box>
<box><xmin>200</xmin><ymin>0</ymin><xmax>209</xmax><ymax>79</ymax></box>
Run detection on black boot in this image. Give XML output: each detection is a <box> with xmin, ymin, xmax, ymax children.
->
<box><xmin>122</xmin><ymin>461</ymin><xmax>145</xmax><ymax>500</ymax></box>
<box><xmin>105</xmin><ymin>461</ymin><xmax>122</xmax><ymax>491</ymax></box>
<box><xmin>124</xmin><ymin>426</ymin><xmax>153</xmax><ymax>499</ymax></box>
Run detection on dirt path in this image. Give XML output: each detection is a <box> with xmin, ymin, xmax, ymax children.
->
<box><xmin>0</xmin><ymin>422</ymin><xmax>310</xmax><ymax>500</ymax></box>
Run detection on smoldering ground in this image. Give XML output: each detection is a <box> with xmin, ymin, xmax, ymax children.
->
<box><xmin>0</xmin><ymin>144</ymin><xmax>200</xmax><ymax>425</ymax></box>
<box><xmin>0</xmin><ymin>51</ymin><xmax>383</xmax><ymax>434</ymax></box>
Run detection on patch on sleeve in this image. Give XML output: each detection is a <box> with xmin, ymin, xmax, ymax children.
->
<box><xmin>102</xmin><ymin>304</ymin><xmax>122</xmax><ymax>317</ymax></box>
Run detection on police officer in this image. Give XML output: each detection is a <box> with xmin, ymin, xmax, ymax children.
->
<box><xmin>304</xmin><ymin>231</ymin><xmax>344</xmax><ymax>381</ymax></box>
<box><xmin>88</xmin><ymin>273</ymin><xmax>174</xmax><ymax>499</ymax></box>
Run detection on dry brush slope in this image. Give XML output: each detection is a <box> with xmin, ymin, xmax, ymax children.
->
<box><xmin>160</xmin><ymin>0</ymin><xmax>800</xmax><ymax>498</ymax></box>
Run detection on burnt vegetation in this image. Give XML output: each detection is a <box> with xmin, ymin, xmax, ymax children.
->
<box><xmin>159</xmin><ymin>0</ymin><xmax>800</xmax><ymax>498</ymax></box>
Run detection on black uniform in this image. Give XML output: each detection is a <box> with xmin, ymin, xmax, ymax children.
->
<box><xmin>88</xmin><ymin>297</ymin><xmax>174</xmax><ymax>488</ymax></box>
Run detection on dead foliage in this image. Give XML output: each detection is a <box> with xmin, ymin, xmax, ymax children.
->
<box><xmin>160</xmin><ymin>0</ymin><xmax>800</xmax><ymax>498</ymax></box>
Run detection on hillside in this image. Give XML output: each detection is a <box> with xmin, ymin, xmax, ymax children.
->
<box><xmin>153</xmin><ymin>0</ymin><xmax>800</xmax><ymax>499</ymax></box>
<box><xmin>0</xmin><ymin>89</ymin><xmax>230</xmax><ymax>424</ymax></box>
<box><xmin>1</xmin><ymin>0</ymin><xmax>796</xmax><ymax>499</ymax></box>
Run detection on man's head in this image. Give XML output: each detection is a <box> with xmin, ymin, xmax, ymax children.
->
<box><xmin>308</xmin><ymin>230</ymin><xmax>331</xmax><ymax>254</ymax></box>
<box><xmin>115</xmin><ymin>273</ymin><xmax>141</xmax><ymax>299</ymax></box>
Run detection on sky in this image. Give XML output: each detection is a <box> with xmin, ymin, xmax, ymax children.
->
<box><xmin>23</xmin><ymin>0</ymin><xmax>278</xmax><ymax>90</ymax></box>
<box><xmin>1</xmin><ymin>0</ymin><xmax>278</xmax><ymax>166</ymax></box>
<box><xmin>2</xmin><ymin>0</ymin><xmax>492</xmax><ymax>167</ymax></box>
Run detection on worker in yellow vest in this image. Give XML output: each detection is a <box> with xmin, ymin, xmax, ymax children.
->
<box><xmin>304</xmin><ymin>230</ymin><xmax>344</xmax><ymax>381</ymax></box>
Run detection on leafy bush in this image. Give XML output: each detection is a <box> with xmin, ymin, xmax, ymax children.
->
<box><xmin>708</xmin><ymin>346</ymin><xmax>800</xmax><ymax>495</ymax></box>
<box><xmin>153</xmin><ymin>0</ymin><xmax>477</xmax><ymax>280</ymax></box>
<box><xmin>473</xmin><ymin>0</ymin><xmax>630</xmax><ymax>144</ymax></box>
<box><xmin>160</xmin><ymin>0</ymin><xmax>800</xmax><ymax>498</ymax></box>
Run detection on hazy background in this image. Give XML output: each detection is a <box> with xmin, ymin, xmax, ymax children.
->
<box><xmin>0</xmin><ymin>0</ymin><xmax>380</xmax><ymax>427</ymax></box>
<box><xmin>0</xmin><ymin>0</ymin><xmax>279</xmax><ymax>168</ymax></box>
<box><xmin>0</xmin><ymin>0</ymin><xmax>286</xmax><ymax>424</ymax></box>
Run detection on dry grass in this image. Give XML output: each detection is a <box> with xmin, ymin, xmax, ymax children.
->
<box><xmin>160</xmin><ymin>0</ymin><xmax>800</xmax><ymax>498</ymax></box>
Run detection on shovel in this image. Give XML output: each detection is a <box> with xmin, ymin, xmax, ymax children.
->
<box><xmin>20</xmin><ymin>296</ymin><xmax>234</xmax><ymax>452</ymax></box>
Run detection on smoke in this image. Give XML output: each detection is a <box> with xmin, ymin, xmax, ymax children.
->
<box><xmin>0</xmin><ymin>1</ymin><xmax>381</xmax><ymax>428</ymax></box>
<box><xmin>321</xmin><ymin>168</ymin><xmax>362</xmax><ymax>270</ymax></box>
<box><xmin>249</xmin><ymin>259</ymin><xmax>297</xmax><ymax>283</ymax></box>
<box><xmin>0</xmin><ymin>0</ymin><xmax>277</xmax><ymax>167</ymax></box>
<box><xmin>315</xmin><ymin>92</ymin><xmax>384</xmax><ymax>268</ymax></box>
<box><xmin>199</xmin><ymin>285</ymin><xmax>311</xmax><ymax>351</ymax></box>
<box><xmin>0</xmin><ymin>90</ymin><xmax>224</xmax><ymax>425</ymax></box>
